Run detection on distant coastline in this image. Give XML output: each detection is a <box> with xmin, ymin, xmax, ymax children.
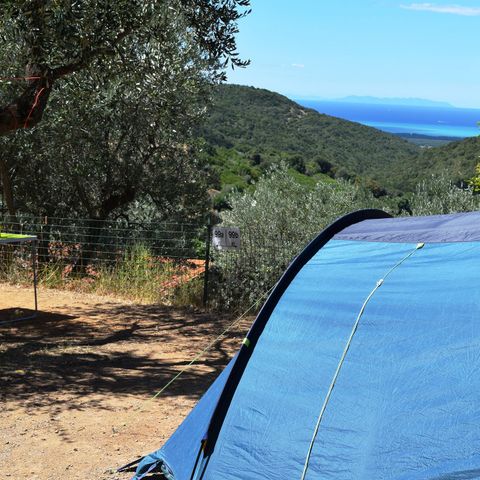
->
<box><xmin>396</xmin><ymin>132</ymin><xmax>462</xmax><ymax>141</ymax></box>
<box><xmin>295</xmin><ymin>98</ymin><xmax>480</xmax><ymax>140</ymax></box>
<box><xmin>394</xmin><ymin>132</ymin><xmax>462</xmax><ymax>147</ymax></box>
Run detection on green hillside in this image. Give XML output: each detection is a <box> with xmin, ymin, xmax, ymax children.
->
<box><xmin>199</xmin><ymin>84</ymin><xmax>421</xmax><ymax>194</ymax></box>
<box><xmin>415</xmin><ymin>136</ymin><xmax>480</xmax><ymax>185</ymax></box>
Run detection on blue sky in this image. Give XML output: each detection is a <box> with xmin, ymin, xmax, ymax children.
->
<box><xmin>227</xmin><ymin>1</ymin><xmax>480</xmax><ymax>107</ymax></box>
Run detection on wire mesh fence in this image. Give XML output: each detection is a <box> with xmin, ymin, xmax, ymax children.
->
<box><xmin>210</xmin><ymin>224</ymin><xmax>303</xmax><ymax>310</ymax></box>
<box><xmin>0</xmin><ymin>215</ymin><xmax>207</xmax><ymax>304</ymax></box>
<box><xmin>0</xmin><ymin>238</ymin><xmax>36</xmax><ymax>291</ymax></box>
<box><xmin>0</xmin><ymin>215</ymin><xmax>306</xmax><ymax>309</ymax></box>
<box><xmin>1</xmin><ymin>215</ymin><xmax>205</xmax><ymax>260</ymax></box>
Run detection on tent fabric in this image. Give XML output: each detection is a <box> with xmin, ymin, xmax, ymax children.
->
<box><xmin>334</xmin><ymin>210</ymin><xmax>480</xmax><ymax>243</ymax></box>
<box><xmin>132</xmin><ymin>358</ymin><xmax>236</xmax><ymax>480</ymax></box>
<box><xmin>131</xmin><ymin>211</ymin><xmax>480</xmax><ymax>480</ymax></box>
<box><xmin>201</xmin><ymin>209</ymin><xmax>392</xmax><ymax>454</ymax></box>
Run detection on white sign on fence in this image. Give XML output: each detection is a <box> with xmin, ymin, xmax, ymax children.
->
<box><xmin>212</xmin><ymin>226</ymin><xmax>241</xmax><ymax>251</ymax></box>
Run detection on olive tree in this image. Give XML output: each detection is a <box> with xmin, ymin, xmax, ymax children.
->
<box><xmin>0</xmin><ymin>0</ymin><xmax>250</xmax><ymax>216</ymax></box>
<box><xmin>0</xmin><ymin>0</ymin><xmax>250</xmax><ymax>135</ymax></box>
<box><xmin>212</xmin><ymin>164</ymin><xmax>385</xmax><ymax>309</ymax></box>
<box><xmin>410</xmin><ymin>174</ymin><xmax>480</xmax><ymax>216</ymax></box>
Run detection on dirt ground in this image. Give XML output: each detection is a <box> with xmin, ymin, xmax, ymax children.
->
<box><xmin>0</xmin><ymin>283</ymin><xmax>250</xmax><ymax>480</ymax></box>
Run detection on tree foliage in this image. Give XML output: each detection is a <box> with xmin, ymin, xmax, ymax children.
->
<box><xmin>0</xmin><ymin>0</ymin><xmax>250</xmax><ymax>219</ymax></box>
<box><xmin>0</xmin><ymin>0</ymin><xmax>250</xmax><ymax>134</ymax></box>
<box><xmin>213</xmin><ymin>164</ymin><xmax>385</xmax><ymax>309</ymax></box>
<box><xmin>4</xmin><ymin>78</ymin><xmax>212</xmax><ymax>220</ymax></box>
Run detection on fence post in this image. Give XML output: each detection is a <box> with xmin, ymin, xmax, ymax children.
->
<box><xmin>203</xmin><ymin>216</ymin><xmax>212</xmax><ymax>308</ymax></box>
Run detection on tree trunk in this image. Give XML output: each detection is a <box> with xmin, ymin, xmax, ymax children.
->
<box><xmin>0</xmin><ymin>30</ymin><xmax>131</xmax><ymax>137</ymax></box>
<box><xmin>0</xmin><ymin>74</ymin><xmax>53</xmax><ymax>136</ymax></box>
<box><xmin>0</xmin><ymin>156</ymin><xmax>17</xmax><ymax>218</ymax></box>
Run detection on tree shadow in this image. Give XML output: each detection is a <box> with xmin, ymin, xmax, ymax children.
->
<box><xmin>0</xmin><ymin>307</ymin><xmax>73</xmax><ymax>324</ymax></box>
<box><xmin>0</xmin><ymin>302</ymin><xmax>249</xmax><ymax>413</ymax></box>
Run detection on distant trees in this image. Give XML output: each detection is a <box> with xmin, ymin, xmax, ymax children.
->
<box><xmin>364</xmin><ymin>179</ymin><xmax>387</xmax><ymax>198</ymax></box>
<box><xmin>198</xmin><ymin>84</ymin><xmax>421</xmax><ymax>194</ymax></box>
<box><xmin>251</xmin><ymin>153</ymin><xmax>262</xmax><ymax>165</ymax></box>
<box><xmin>316</xmin><ymin>158</ymin><xmax>333</xmax><ymax>175</ymax></box>
<box><xmin>412</xmin><ymin>137</ymin><xmax>480</xmax><ymax>190</ymax></box>
<box><xmin>288</xmin><ymin>155</ymin><xmax>306</xmax><ymax>174</ymax></box>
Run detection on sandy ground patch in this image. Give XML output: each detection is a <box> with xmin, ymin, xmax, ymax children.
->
<box><xmin>0</xmin><ymin>283</ymin><xmax>250</xmax><ymax>479</ymax></box>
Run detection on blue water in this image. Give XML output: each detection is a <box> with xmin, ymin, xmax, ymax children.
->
<box><xmin>295</xmin><ymin>100</ymin><xmax>480</xmax><ymax>138</ymax></box>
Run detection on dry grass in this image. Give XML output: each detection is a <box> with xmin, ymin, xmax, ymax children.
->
<box><xmin>0</xmin><ymin>243</ymin><xmax>205</xmax><ymax>306</ymax></box>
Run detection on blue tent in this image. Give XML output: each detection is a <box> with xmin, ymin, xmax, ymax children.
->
<box><xmin>128</xmin><ymin>209</ymin><xmax>480</xmax><ymax>479</ymax></box>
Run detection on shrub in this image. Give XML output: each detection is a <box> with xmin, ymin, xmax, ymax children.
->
<box><xmin>410</xmin><ymin>174</ymin><xmax>480</xmax><ymax>216</ymax></box>
<box><xmin>211</xmin><ymin>164</ymin><xmax>385</xmax><ymax>310</ymax></box>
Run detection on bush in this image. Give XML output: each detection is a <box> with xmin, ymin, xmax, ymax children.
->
<box><xmin>410</xmin><ymin>174</ymin><xmax>480</xmax><ymax>216</ymax></box>
<box><xmin>211</xmin><ymin>164</ymin><xmax>385</xmax><ymax>310</ymax></box>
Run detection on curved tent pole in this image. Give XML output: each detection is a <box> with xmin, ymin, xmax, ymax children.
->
<box><xmin>192</xmin><ymin>208</ymin><xmax>392</xmax><ymax>478</ymax></box>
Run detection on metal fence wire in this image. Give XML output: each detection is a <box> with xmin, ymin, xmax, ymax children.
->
<box><xmin>209</xmin><ymin>224</ymin><xmax>301</xmax><ymax>310</ymax></box>
<box><xmin>0</xmin><ymin>215</ymin><xmax>208</xmax><ymax>304</ymax></box>
<box><xmin>1</xmin><ymin>215</ymin><xmax>204</xmax><ymax>261</ymax></box>
<box><xmin>0</xmin><ymin>215</ymin><xmax>303</xmax><ymax>309</ymax></box>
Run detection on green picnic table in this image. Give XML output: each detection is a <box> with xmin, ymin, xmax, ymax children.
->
<box><xmin>0</xmin><ymin>232</ymin><xmax>38</xmax><ymax>323</ymax></box>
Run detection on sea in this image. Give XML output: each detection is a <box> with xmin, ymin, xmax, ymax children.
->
<box><xmin>295</xmin><ymin>100</ymin><xmax>480</xmax><ymax>139</ymax></box>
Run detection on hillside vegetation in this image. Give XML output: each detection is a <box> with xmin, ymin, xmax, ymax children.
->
<box><xmin>415</xmin><ymin>136</ymin><xmax>480</xmax><ymax>185</ymax></box>
<box><xmin>199</xmin><ymin>84</ymin><xmax>480</xmax><ymax>196</ymax></box>
<box><xmin>199</xmin><ymin>84</ymin><xmax>421</xmax><ymax>195</ymax></box>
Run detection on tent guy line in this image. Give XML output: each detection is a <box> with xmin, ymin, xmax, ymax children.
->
<box><xmin>116</xmin><ymin>282</ymin><xmax>276</xmax><ymax>471</ymax></box>
<box><xmin>146</xmin><ymin>284</ymin><xmax>274</xmax><ymax>406</ymax></box>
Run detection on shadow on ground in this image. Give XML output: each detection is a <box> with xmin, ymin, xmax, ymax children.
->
<box><xmin>0</xmin><ymin>302</ymin><xmax>248</xmax><ymax>412</ymax></box>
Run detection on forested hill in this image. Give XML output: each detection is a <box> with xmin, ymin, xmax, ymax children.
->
<box><xmin>415</xmin><ymin>136</ymin><xmax>480</xmax><ymax>185</ymax></box>
<box><xmin>199</xmin><ymin>84</ymin><xmax>421</xmax><ymax>193</ymax></box>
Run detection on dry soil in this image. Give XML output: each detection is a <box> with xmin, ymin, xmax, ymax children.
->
<box><xmin>0</xmin><ymin>283</ymin><xmax>249</xmax><ymax>479</ymax></box>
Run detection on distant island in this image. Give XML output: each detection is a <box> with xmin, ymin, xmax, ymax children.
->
<box><xmin>334</xmin><ymin>96</ymin><xmax>454</xmax><ymax>108</ymax></box>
